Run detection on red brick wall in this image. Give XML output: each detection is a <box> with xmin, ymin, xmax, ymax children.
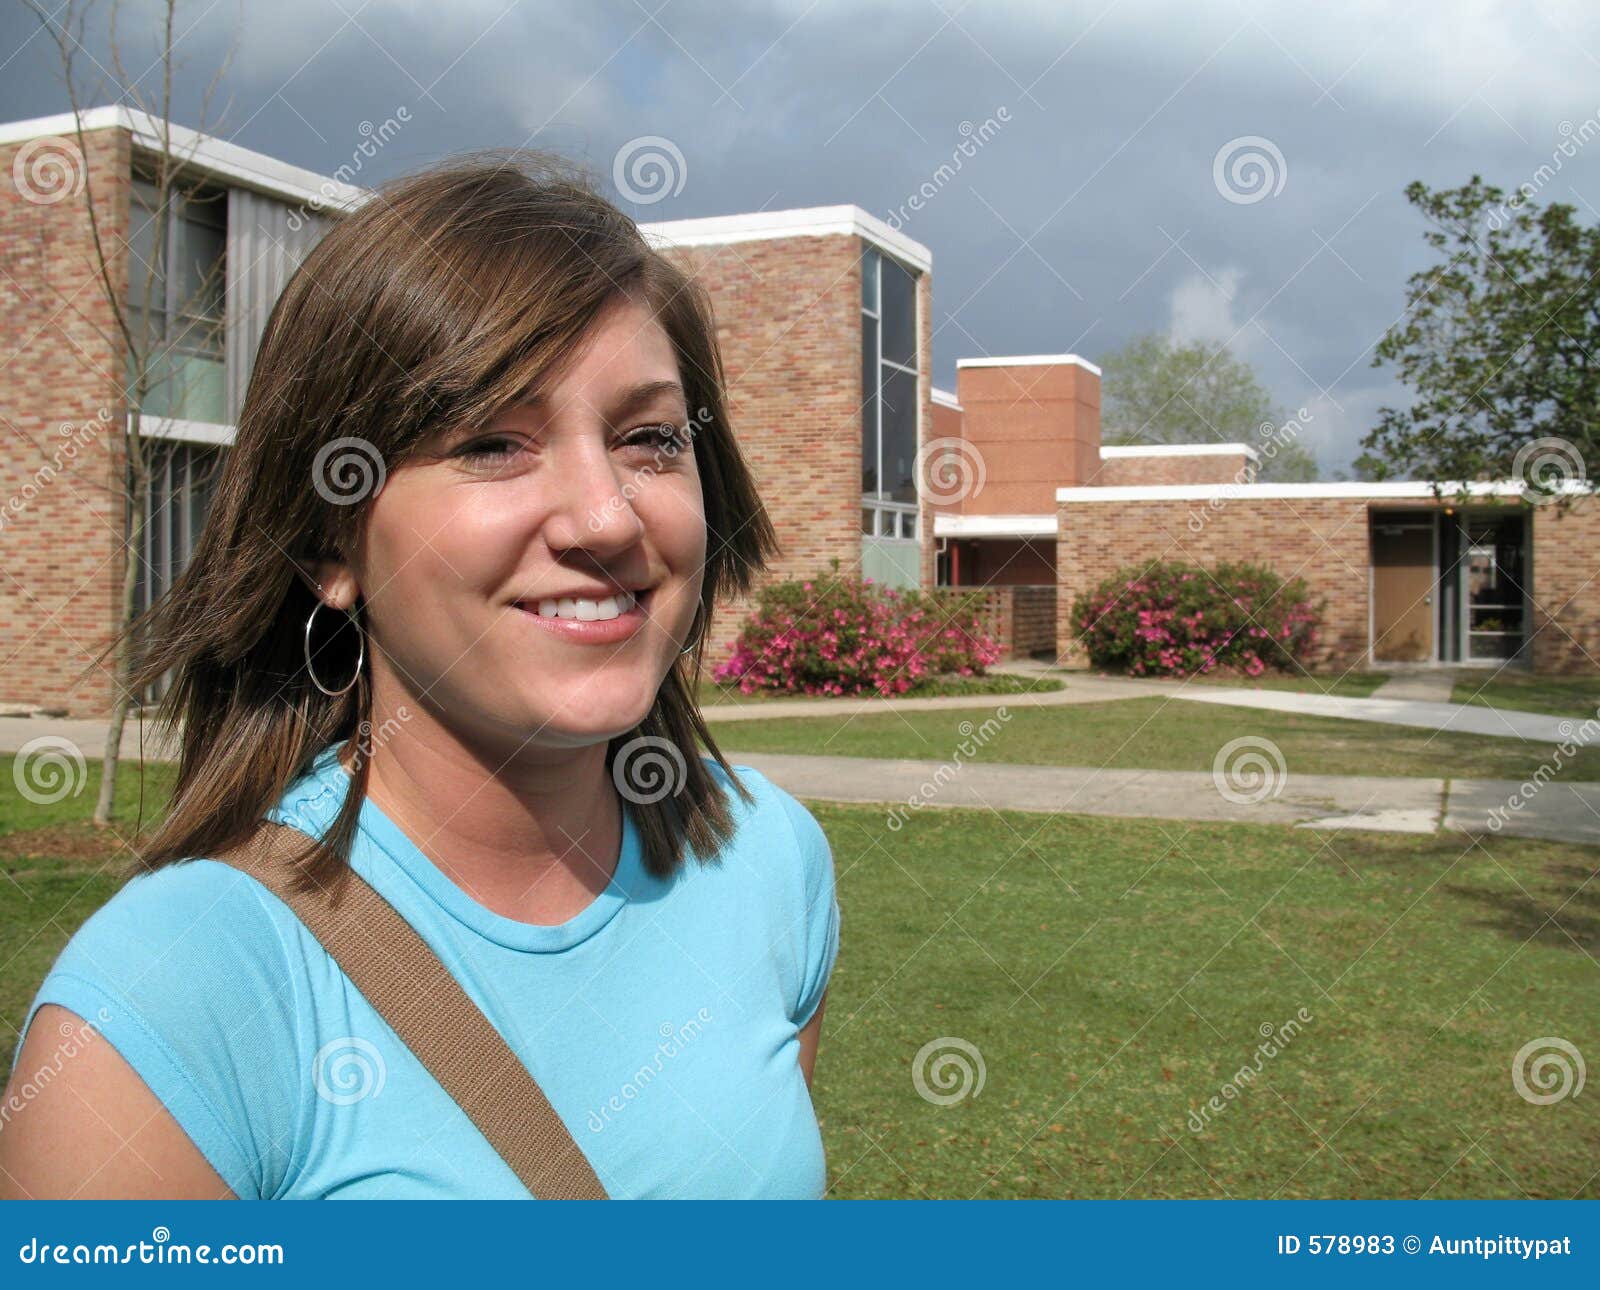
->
<box><xmin>950</xmin><ymin>536</ymin><xmax>1054</xmax><ymax>586</ymax></box>
<box><xmin>0</xmin><ymin>125</ymin><xmax>130</xmax><ymax>714</ymax></box>
<box><xmin>952</xmin><ymin>360</ymin><xmax>1100</xmax><ymax>514</ymax></box>
<box><xmin>1088</xmin><ymin>450</ymin><xmax>1254</xmax><ymax>487</ymax></box>
<box><xmin>1055</xmin><ymin>494</ymin><xmax>1373</xmax><ymax>670</ymax></box>
<box><xmin>658</xmin><ymin>233</ymin><xmax>933</xmax><ymax>673</ymax></box>
<box><xmin>1530</xmin><ymin>498</ymin><xmax>1600</xmax><ymax>673</ymax></box>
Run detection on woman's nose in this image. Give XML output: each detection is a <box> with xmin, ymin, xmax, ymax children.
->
<box><xmin>539</xmin><ymin>434</ymin><xmax>647</xmax><ymax>553</ymax></box>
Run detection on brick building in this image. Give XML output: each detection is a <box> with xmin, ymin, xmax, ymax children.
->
<box><xmin>3</xmin><ymin>109</ymin><xmax>1594</xmax><ymax>717</ymax></box>
<box><xmin>0</xmin><ymin>109</ymin><xmax>933</xmax><ymax>715</ymax></box>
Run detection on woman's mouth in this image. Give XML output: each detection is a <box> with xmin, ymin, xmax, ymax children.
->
<box><xmin>511</xmin><ymin>587</ymin><xmax>652</xmax><ymax>645</ymax></box>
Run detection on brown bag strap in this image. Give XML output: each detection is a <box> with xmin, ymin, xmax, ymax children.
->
<box><xmin>214</xmin><ymin>819</ymin><xmax>608</xmax><ymax>1200</ymax></box>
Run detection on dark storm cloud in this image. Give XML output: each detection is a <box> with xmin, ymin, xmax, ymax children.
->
<box><xmin>5</xmin><ymin>0</ymin><xmax>1597</xmax><ymax>472</ymax></box>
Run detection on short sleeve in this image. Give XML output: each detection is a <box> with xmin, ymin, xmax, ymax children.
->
<box><xmin>9</xmin><ymin>860</ymin><xmax>308</xmax><ymax>1200</ymax></box>
<box><xmin>768</xmin><ymin>780</ymin><xmax>841</xmax><ymax>1029</ymax></box>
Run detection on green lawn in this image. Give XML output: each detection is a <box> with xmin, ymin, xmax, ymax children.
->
<box><xmin>697</xmin><ymin>672</ymin><xmax>1063</xmax><ymax>707</ymax></box>
<box><xmin>810</xmin><ymin>800</ymin><xmax>1598</xmax><ymax>1198</ymax></box>
<box><xmin>5</xmin><ymin>757</ymin><xmax>1595</xmax><ymax>1198</ymax></box>
<box><xmin>709</xmin><ymin>696</ymin><xmax>1600</xmax><ymax>782</ymax></box>
<box><xmin>1451</xmin><ymin>671</ymin><xmax>1600</xmax><ymax>720</ymax></box>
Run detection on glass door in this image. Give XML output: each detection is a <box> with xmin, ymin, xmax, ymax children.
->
<box><xmin>1458</xmin><ymin>513</ymin><xmax>1528</xmax><ymax>663</ymax></box>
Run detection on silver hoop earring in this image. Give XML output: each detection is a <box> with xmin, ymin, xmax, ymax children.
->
<box><xmin>305</xmin><ymin>599</ymin><xmax>365</xmax><ymax>697</ymax></box>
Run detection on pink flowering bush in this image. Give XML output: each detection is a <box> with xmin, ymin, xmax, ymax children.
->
<box><xmin>1071</xmin><ymin>560</ymin><xmax>1321</xmax><ymax>678</ymax></box>
<box><xmin>712</xmin><ymin>560</ymin><xmax>1004</xmax><ymax>697</ymax></box>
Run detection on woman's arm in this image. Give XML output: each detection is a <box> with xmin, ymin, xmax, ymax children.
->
<box><xmin>0</xmin><ymin>1004</ymin><xmax>235</xmax><ymax>1200</ymax></box>
<box><xmin>796</xmin><ymin>989</ymin><xmax>829</xmax><ymax>1090</ymax></box>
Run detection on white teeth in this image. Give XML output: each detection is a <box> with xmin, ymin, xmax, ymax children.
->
<box><xmin>534</xmin><ymin>590</ymin><xmax>636</xmax><ymax>621</ymax></box>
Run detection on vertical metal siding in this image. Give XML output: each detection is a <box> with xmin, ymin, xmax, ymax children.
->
<box><xmin>224</xmin><ymin>188</ymin><xmax>332</xmax><ymax>423</ymax></box>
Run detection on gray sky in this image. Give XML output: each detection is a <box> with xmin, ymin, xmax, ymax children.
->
<box><xmin>5</xmin><ymin>0</ymin><xmax>1599</xmax><ymax>474</ymax></box>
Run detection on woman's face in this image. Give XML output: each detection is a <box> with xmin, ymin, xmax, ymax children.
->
<box><xmin>325</xmin><ymin>290</ymin><xmax>707</xmax><ymax>751</ymax></box>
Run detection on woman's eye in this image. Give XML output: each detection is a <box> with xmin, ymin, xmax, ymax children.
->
<box><xmin>622</xmin><ymin>422</ymin><xmax>689</xmax><ymax>452</ymax></box>
<box><xmin>456</xmin><ymin>436</ymin><xmax>521</xmax><ymax>465</ymax></box>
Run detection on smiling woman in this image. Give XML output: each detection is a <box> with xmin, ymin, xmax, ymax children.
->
<box><xmin>0</xmin><ymin>152</ymin><xmax>841</xmax><ymax>1200</ymax></box>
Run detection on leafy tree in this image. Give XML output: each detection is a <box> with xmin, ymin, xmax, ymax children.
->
<box><xmin>1358</xmin><ymin>175</ymin><xmax>1599</xmax><ymax>495</ymax></box>
<box><xmin>1100</xmin><ymin>332</ymin><xmax>1318</xmax><ymax>481</ymax></box>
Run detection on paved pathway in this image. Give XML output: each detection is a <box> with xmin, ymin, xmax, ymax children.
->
<box><xmin>1371</xmin><ymin>669</ymin><xmax>1461</xmax><ymax>703</ymax></box>
<box><xmin>1</xmin><ymin>718</ymin><xmax>1592</xmax><ymax>844</ymax></box>
<box><xmin>726</xmin><ymin>751</ymin><xmax>1600</xmax><ymax>846</ymax></box>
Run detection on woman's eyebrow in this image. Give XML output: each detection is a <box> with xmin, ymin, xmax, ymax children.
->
<box><xmin>516</xmin><ymin>378</ymin><xmax>687</xmax><ymax>420</ymax></box>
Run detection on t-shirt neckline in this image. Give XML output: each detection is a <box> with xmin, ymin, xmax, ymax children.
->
<box><xmin>296</xmin><ymin>742</ymin><xmax>643</xmax><ymax>954</ymax></box>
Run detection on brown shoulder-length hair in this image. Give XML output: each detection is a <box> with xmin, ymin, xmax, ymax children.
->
<box><xmin>101</xmin><ymin>149</ymin><xmax>780</xmax><ymax>896</ymax></box>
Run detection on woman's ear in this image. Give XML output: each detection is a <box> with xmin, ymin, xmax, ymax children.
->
<box><xmin>299</xmin><ymin>558</ymin><xmax>360</xmax><ymax>611</ymax></box>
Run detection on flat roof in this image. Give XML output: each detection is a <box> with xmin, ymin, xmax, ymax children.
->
<box><xmin>639</xmin><ymin>205</ymin><xmax>932</xmax><ymax>274</ymax></box>
<box><xmin>1101</xmin><ymin>442</ymin><xmax>1261</xmax><ymax>462</ymax></box>
<box><xmin>932</xmin><ymin>387</ymin><xmax>962</xmax><ymax>410</ymax></box>
<box><xmin>933</xmin><ymin>513</ymin><xmax>1056</xmax><ymax>537</ymax></box>
<box><xmin>0</xmin><ymin>107</ymin><xmax>366</xmax><ymax>211</ymax></box>
<box><xmin>957</xmin><ymin>354</ymin><xmax>1102</xmax><ymax>377</ymax></box>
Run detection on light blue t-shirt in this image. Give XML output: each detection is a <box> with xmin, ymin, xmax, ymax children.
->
<box><xmin>11</xmin><ymin>745</ymin><xmax>841</xmax><ymax>1199</ymax></box>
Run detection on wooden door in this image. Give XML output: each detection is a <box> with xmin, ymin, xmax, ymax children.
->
<box><xmin>1372</xmin><ymin>521</ymin><xmax>1436</xmax><ymax>662</ymax></box>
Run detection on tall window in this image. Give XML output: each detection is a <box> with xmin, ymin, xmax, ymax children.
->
<box><xmin>127</xmin><ymin>175</ymin><xmax>227</xmax><ymax>424</ymax></box>
<box><xmin>860</xmin><ymin>245</ymin><xmax>920</xmax><ymax>541</ymax></box>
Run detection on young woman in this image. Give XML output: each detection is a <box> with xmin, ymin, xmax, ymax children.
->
<box><xmin>0</xmin><ymin>153</ymin><xmax>840</xmax><ymax>1199</ymax></box>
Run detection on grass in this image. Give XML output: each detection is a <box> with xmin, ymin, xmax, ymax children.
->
<box><xmin>697</xmin><ymin>672</ymin><xmax>1062</xmax><ymax>706</ymax></box>
<box><xmin>709</xmin><ymin>696</ymin><xmax>1600</xmax><ymax>782</ymax></box>
<box><xmin>1451</xmin><ymin>671</ymin><xmax>1600</xmax><ymax>720</ymax></box>
<box><xmin>808</xmin><ymin>799</ymin><xmax>1599</xmax><ymax>1198</ymax></box>
<box><xmin>0</xmin><ymin>756</ymin><xmax>176</xmax><ymax>1071</ymax></box>
<box><xmin>1</xmin><ymin>756</ymin><xmax>1594</xmax><ymax>1197</ymax></box>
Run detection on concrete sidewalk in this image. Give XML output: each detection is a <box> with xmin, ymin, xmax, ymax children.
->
<box><xmin>728</xmin><ymin>751</ymin><xmax>1600</xmax><ymax>846</ymax></box>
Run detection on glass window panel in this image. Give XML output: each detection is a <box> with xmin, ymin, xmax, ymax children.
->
<box><xmin>861</xmin><ymin>507</ymin><xmax>875</xmax><ymax>535</ymax></box>
<box><xmin>173</xmin><ymin>213</ymin><xmax>225</xmax><ymax>326</ymax></box>
<box><xmin>861</xmin><ymin>318</ymin><xmax>879</xmax><ymax>494</ymax></box>
<box><xmin>860</xmin><ymin>245</ymin><xmax>879</xmax><ymax>314</ymax></box>
<box><xmin>127</xmin><ymin>179</ymin><xmax>166</xmax><ymax>315</ymax></box>
<box><xmin>881</xmin><ymin>365</ymin><xmax>918</xmax><ymax>505</ymax></box>
<box><xmin>880</xmin><ymin>256</ymin><xmax>916</xmax><ymax>367</ymax></box>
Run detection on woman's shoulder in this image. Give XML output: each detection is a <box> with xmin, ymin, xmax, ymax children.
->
<box><xmin>16</xmin><ymin>857</ymin><xmax>312</xmax><ymax>1199</ymax></box>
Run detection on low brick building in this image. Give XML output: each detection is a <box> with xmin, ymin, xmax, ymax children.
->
<box><xmin>4</xmin><ymin>108</ymin><xmax>1594</xmax><ymax>717</ymax></box>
